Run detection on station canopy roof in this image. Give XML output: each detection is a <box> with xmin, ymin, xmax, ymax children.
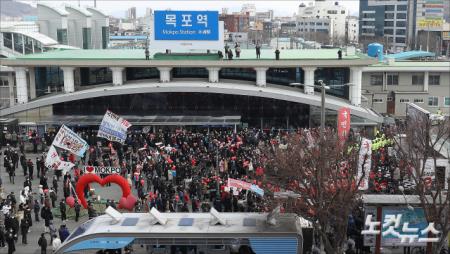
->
<box><xmin>34</xmin><ymin>115</ymin><xmax>241</xmax><ymax>126</ymax></box>
<box><xmin>12</xmin><ymin>48</ymin><xmax>368</xmax><ymax>61</ymax></box>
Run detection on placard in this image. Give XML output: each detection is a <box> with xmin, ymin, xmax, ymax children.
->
<box><xmin>52</xmin><ymin>125</ymin><xmax>88</xmax><ymax>157</ymax></box>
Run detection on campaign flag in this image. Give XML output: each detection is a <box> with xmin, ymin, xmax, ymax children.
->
<box><xmin>52</xmin><ymin>125</ymin><xmax>88</xmax><ymax>157</ymax></box>
<box><xmin>357</xmin><ymin>138</ymin><xmax>372</xmax><ymax>190</ymax></box>
<box><xmin>97</xmin><ymin>110</ymin><xmax>131</xmax><ymax>144</ymax></box>
<box><xmin>337</xmin><ymin>107</ymin><xmax>351</xmax><ymax>141</ymax></box>
<box><xmin>45</xmin><ymin>145</ymin><xmax>75</xmax><ymax>173</ymax></box>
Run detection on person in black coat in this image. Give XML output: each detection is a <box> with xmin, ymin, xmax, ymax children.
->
<box><xmin>6</xmin><ymin>228</ymin><xmax>15</xmax><ymax>254</ymax></box>
<box><xmin>20</xmin><ymin>218</ymin><xmax>29</xmax><ymax>244</ymax></box>
<box><xmin>74</xmin><ymin>201</ymin><xmax>81</xmax><ymax>222</ymax></box>
<box><xmin>33</xmin><ymin>200</ymin><xmax>40</xmax><ymax>222</ymax></box>
<box><xmin>40</xmin><ymin>206</ymin><xmax>53</xmax><ymax>232</ymax></box>
<box><xmin>38</xmin><ymin>233</ymin><xmax>47</xmax><ymax>254</ymax></box>
<box><xmin>59</xmin><ymin>199</ymin><xmax>67</xmax><ymax>222</ymax></box>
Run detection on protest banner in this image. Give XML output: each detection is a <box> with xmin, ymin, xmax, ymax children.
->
<box><xmin>337</xmin><ymin>107</ymin><xmax>351</xmax><ymax>141</ymax></box>
<box><xmin>45</xmin><ymin>145</ymin><xmax>75</xmax><ymax>173</ymax></box>
<box><xmin>357</xmin><ymin>138</ymin><xmax>372</xmax><ymax>190</ymax></box>
<box><xmin>228</xmin><ymin>178</ymin><xmax>252</xmax><ymax>190</ymax></box>
<box><xmin>52</xmin><ymin>125</ymin><xmax>89</xmax><ymax>157</ymax></box>
<box><xmin>97</xmin><ymin>110</ymin><xmax>131</xmax><ymax>144</ymax></box>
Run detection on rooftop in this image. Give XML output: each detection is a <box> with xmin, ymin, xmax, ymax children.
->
<box><xmin>385</xmin><ymin>50</ymin><xmax>435</xmax><ymax>60</ymax></box>
<box><xmin>13</xmin><ymin>48</ymin><xmax>366</xmax><ymax>61</ymax></box>
<box><xmin>368</xmin><ymin>61</ymin><xmax>450</xmax><ymax>68</ymax></box>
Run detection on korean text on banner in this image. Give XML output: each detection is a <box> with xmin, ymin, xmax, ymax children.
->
<box><xmin>228</xmin><ymin>178</ymin><xmax>252</xmax><ymax>190</ymax></box>
<box><xmin>337</xmin><ymin>107</ymin><xmax>351</xmax><ymax>141</ymax></box>
<box><xmin>357</xmin><ymin>138</ymin><xmax>372</xmax><ymax>190</ymax></box>
<box><xmin>45</xmin><ymin>145</ymin><xmax>75</xmax><ymax>173</ymax></box>
<box><xmin>52</xmin><ymin>125</ymin><xmax>88</xmax><ymax>157</ymax></box>
<box><xmin>97</xmin><ymin>110</ymin><xmax>132</xmax><ymax>144</ymax></box>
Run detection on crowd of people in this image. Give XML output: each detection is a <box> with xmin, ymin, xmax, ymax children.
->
<box><xmin>0</xmin><ymin>127</ymin><xmax>283</xmax><ymax>254</ymax></box>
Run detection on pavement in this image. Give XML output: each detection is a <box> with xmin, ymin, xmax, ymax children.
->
<box><xmin>0</xmin><ymin>146</ymin><xmax>135</xmax><ymax>254</ymax></box>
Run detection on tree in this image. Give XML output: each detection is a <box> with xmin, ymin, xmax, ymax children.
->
<box><xmin>263</xmin><ymin>128</ymin><xmax>366</xmax><ymax>253</ymax></box>
<box><xmin>390</xmin><ymin>107</ymin><xmax>450</xmax><ymax>253</ymax></box>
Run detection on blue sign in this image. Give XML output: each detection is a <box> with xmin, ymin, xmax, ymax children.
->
<box><xmin>154</xmin><ymin>11</ymin><xmax>219</xmax><ymax>41</ymax></box>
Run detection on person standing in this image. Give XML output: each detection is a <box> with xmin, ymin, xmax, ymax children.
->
<box><xmin>38</xmin><ymin>233</ymin><xmax>47</xmax><ymax>254</ymax></box>
<box><xmin>0</xmin><ymin>211</ymin><xmax>5</xmax><ymax>248</ymax></box>
<box><xmin>33</xmin><ymin>200</ymin><xmax>40</xmax><ymax>222</ymax></box>
<box><xmin>275</xmin><ymin>48</ymin><xmax>280</xmax><ymax>60</ymax></box>
<box><xmin>59</xmin><ymin>199</ymin><xmax>66</xmax><ymax>222</ymax></box>
<box><xmin>224</xmin><ymin>44</ymin><xmax>229</xmax><ymax>59</ymax></box>
<box><xmin>19</xmin><ymin>218</ymin><xmax>28</xmax><ymax>244</ymax></box>
<box><xmin>145</xmin><ymin>48</ymin><xmax>150</xmax><ymax>60</ymax></box>
<box><xmin>255</xmin><ymin>43</ymin><xmax>261</xmax><ymax>59</ymax></box>
<box><xmin>19</xmin><ymin>153</ymin><xmax>27</xmax><ymax>176</ymax></box>
<box><xmin>227</xmin><ymin>49</ymin><xmax>233</xmax><ymax>60</ymax></box>
<box><xmin>6</xmin><ymin>229</ymin><xmax>15</xmax><ymax>254</ymax></box>
<box><xmin>26</xmin><ymin>159</ymin><xmax>33</xmax><ymax>180</ymax></box>
<box><xmin>235</xmin><ymin>43</ymin><xmax>241</xmax><ymax>58</ymax></box>
<box><xmin>338</xmin><ymin>49</ymin><xmax>342</xmax><ymax>60</ymax></box>
<box><xmin>58</xmin><ymin>225</ymin><xmax>69</xmax><ymax>242</ymax></box>
<box><xmin>74</xmin><ymin>200</ymin><xmax>81</xmax><ymax>222</ymax></box>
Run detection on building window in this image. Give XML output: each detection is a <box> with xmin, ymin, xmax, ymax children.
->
<box><xmin>101</xmin><ymin>26</ymin><xmax>109</xmax><ymax>49</ymax></box>
<box><xmin>396</xmin><ymin>13</ymin><xmax>406</xmax><ymax>19</ymax></box>
<box><xmin>341</xmin><ymin>10</ymin><xmax>345</xmax><ymax>14</ymax></box>
<box><xmin>385</xmin><ymin>5</ymin><xmax>395</xmax><ymax>11</ymax></box>
<box><xmin>429</xmin><ymin>75</ymin><xmax>440</xmax><ymax>85</ymax></box>
<box><xmin>444</xmin><ymin>97</ymin><xmax>450</xmax><ymax>107</ymax></box>
<box><xmin>413</xmin><ymin>98</ymin><xmax>424</xmax><ymax>103</ymax></box>
<box><xmin>397</xmin><ymin>5</ymin><xmax>407</xmax><ymax>11</ymax></box>
<box><xmin>82</xmin><ymin>27</ymin><xmax>92</xmax><ymax>49</ymax></box>
<box><xmin>373</xmin><ymin>98</ymin><xmax>383</xmax><ymax>103</ymax></box>
<box><xmin>400</xmin><ymin>98</ymin><xmax>410</xmax><ymax>103</ymax></box>
<box><xmin>57</xmin><ymin>29</ymin><xmax>68</xmax><ymax>45</ymax></box>
<box><xmin>387</xmin><ymin>73</ymin><xmax>399</xmax><ymax>85</ymax></box>
<box><xmin>370</xmin><ymin>73</ymin><xmax>383</xmax><ymax>85</ymax></box>
<box><xmin>387</xmin><ymin>97</ymin><xmax>393</xmax><ymax>102</ymax></box>
<box><xmin>385</xmin><ymin>13</ymin><xmax>395</xmax><ymax>19</ymax></box>
<box><xmin>395</xmin><ymin>37</ymin><xmax>406</xmax><ymax>43</ymax></box>
<box><xmin>428</xmin><ymin>97</ymin><xmax>439</xmax><ymax>107</ymax></box>
<box><xmin>412</xmin><ymin>74</ymin><xmax>424</xmax><ymax>85</ymax></box>
<box><xmin>384</xmin><ymin>21</ymin><xmax>394</xmax><ymax>27</ymax></box>
<box><xmin>396</xmin><ymin>29</ymin><xmax>406</xmax><ymax>35</ymax></box>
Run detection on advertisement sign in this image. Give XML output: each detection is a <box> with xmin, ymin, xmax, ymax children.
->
<box><xmin>97</xmin><ymin>110</ymin><xmax>131</xmax><ymax>144</ymax></box>
<box><xmin>45</xmin><ymin>145</ymin><xmax>75</xmax><ymax>173</ymax></box>
<box><xmin>84</xmin><ymin>166</ymin><xmax>121</xmax><ymax>175</ymax></box>
<box><xmin>381</xmin><ymin>207</ymin><xmax>428</xmax><ymax>247</ymax></box>
<box><xmin>52</xmin><ymin>125</ymin><xmax>88</xmax><ymax>157</ymax></box>
<box><xmin>357</xmin><ymin>138</ymin><xmax>372</xmax><ymax>190</ymax></box>
<box><xmin>417</xmin><ymin>0</ymin><xmax>444</xmax><ymax>30</ymax></box>
<box><xmin>337</xmin><ymin>107</ymin><xmax>351</xmax><ymax>141</ymax></box>
<box><xmin>154</xmin><ymin>11</ymin><xmax>219</xmax><ymax>41</ymax></box>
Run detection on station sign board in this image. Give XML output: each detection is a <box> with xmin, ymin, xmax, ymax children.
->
<box><xmin>154</xmin><ymin>11</ymin><xmax>219</xmax><ymax>41</ymax></box>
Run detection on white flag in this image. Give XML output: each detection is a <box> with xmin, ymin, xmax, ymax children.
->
<box><xmin>97</xmin><ymin>110</ymin><xmax>131</xmax><ymax>144</ymax></box>
<box><xmin>52</xmin><ymin>125</ymin><xmax>88</xmax><ymax>157</ymax></box>
<box><xmin>357</xmin><ymin>138</ymin><xmax>372</xmax><ymax>190</ymax></box>
<box><xmin>45</xmin><ymin>145</ymin><xmax>75</xmax><ymax>173</ymax></box>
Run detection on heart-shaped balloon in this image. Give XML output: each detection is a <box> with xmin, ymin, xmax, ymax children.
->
<box><xmin>66</xmin><ymin>196</ymin><xmax>75</xmax><ymax>208</ymax></box>
<box><xmin>75</xmin><ymin>174</ymin><xmax>131</xmax><ymax>209</ymax></box>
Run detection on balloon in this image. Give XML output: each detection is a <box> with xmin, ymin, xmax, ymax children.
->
<box><xmin>66</xmin><ymin>196</ymin><xmax>75</xmax><ymax>208</ymax></box>
<box><xmin>119</xmin><ymin>197</ymin><xmax>127</xmax><ymax>209</ymax></box>
<box><xmin>75</xmin><ymin>173</ymin><xmax>131</xmax><ymax>209</ymax></box>
<box><xmin>123</xmin><ymin>195</ymin><xmax>137</xmax><ymax>211</ymax></box>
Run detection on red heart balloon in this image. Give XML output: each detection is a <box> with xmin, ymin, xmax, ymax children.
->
<box><xmin>75</xmin><ymin>174</ymin><xmax>131</xmax><ymax>209</ymax></box>
<box><xmin>66</xmin><ymin>196</ymin><xmax>75</xmax><ymax>208</ymax></box>
<box><xmin>124</xmin><ymin>195</ymin><xmax>137</xmax><ymax>211</ymax></box>
<box><xmin>118</xmin><ymin>197</ymin><xmax>127</xmax><ymax>209</ymax></box>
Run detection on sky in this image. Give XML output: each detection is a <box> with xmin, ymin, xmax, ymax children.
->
<box><xmin>24</xmin><ymin>0</ymin><xmax>360</xmax><ymax>17</ymax></box>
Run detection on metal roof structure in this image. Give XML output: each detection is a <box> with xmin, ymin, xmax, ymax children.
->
<box><xmin>11</xmin><ymin>48</ymin><xmax>367</xmax><ymax>61</ymax></box>
<box><xmin>37</xmin><ymin>3</ymin><xmax>69</xmax><ymax>16</ymax></box>
<box><xmin>110</xmin><ymin>36</ymin><xmax>148</xmax><ymax>41</ymax></box>
<box><xmin>385</xmin><ymin>50</ymin><xmax>436</xmax><ymax>60</ymax></box>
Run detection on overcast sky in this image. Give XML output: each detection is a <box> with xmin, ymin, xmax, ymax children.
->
<box><xmin>24</xmin><ymin>0</ymin><xmax>360</xmax><ymax>17</ymax></box>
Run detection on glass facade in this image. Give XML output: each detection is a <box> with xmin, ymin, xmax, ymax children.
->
<box><xmin>101</xmin><ymin>26</ymin><xmax>109</xmax><ymax>49</ymax></box>
<box><xmin>126</xmin><ymin>68</ymin><xmax>159</xmax><ymax>81</ymax></box>
<box><xmin>172</xmin><ymin>68</ymin><xmax>208</xmax><ymax>79</ymax></box>
<box><xmin>219</xmin><ymin>68</ymin><xmax>256</xmax><ymax>81</ymax></box>
<box><xmin>3</xmin><ymin>33</ymin><xmax>12</xmax><ymax>49</ymax></box>
<box><xmin>82</xmin><ymin>28</ymin><xmax>92</xmax><ymax>49</ymax></box>
<box><xmin>266</xmin><ymin>68</ymin><xmax>303</xmax><ymax>85</ymax></box>
<box><xmin>52</xmin><ymin>93</ymin><xmax>311</xmax><ymax>129</ymax></box>
<box><xmin>35</xmin><ymin>67</ymin><xmax>64</xmax><ymax>97</ymax></box>
<box><xmin>79</xmin><ymin>68</ymin><xmax>112</xmax><ymax>86</ymax></box>
<box><xmin>13</xmin><ymin>33</ymin><xmax>23</xmax><ymax>54</ymax></box>
<box><xmin>57</xmin><ymin>29</ymin><xmax>68</xmax><ymax>45</ymax></box>
<box><xmin>314</xmin><ymin>68</ymin><xmax>349</xmax><ymax>98</ymax></box>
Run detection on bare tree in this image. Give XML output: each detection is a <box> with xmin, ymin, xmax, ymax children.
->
<box><xmin>390</xmin><ymin>109</ymin><xmax>450</xmax><ymax>253</ymax></box>
<box><xmin>263</xmin><ymin>128</ymin><xmax>365</xmax><ymax>253</ymax></box>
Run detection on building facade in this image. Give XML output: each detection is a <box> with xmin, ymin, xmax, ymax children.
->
<box><xmin>361</xmin><ymin>59</ymin><xmax>449</xmax><ymax>116</ymax></box>
<box><xmin>359</xmin><ymin>0</ymin><xmax>410</xmax><ymax>53</ymax></box>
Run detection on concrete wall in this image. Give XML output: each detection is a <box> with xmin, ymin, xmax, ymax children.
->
<box><xmin>37</xmin><ymin>5</ymin><xmax>66</xmax><ymax>43</ymax></box>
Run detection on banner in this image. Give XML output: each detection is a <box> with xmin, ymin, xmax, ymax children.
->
<box><xmin>45</xmin><ymin>145</ymin><xmax>75</xmax><ymax>173</ymax></box>
<box><xmin>337</xmin><ymin>107</ymin><xmax>351</xmax><ymax>141</ymax></box>
<box><xmin>52</xmin><ymin>125</ymin><xmax>88</xmax><ymax>157</ymax></box>
<box><xmin>227</xmin><ymin>178</ymin><xmax>264</xmax><ymax>196</ymax></box>
<box><xmin>228</xmin><ymin>178</ymin><xmax>252</xmax><ymax>190</ymax></box>
<box><xmin>357</xmin><ymin>138</ymin><xmax>372</xmax><ymax>190</ymax></box>
<box><xmin>84</xmin><ymin>166</ymin><xmax>121</xmax><ymax>175</ymax></box>
<box><xmin>97</xmin><ymin>110</ymin><xmax>131</xmax><ymax>144</ymax></box>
